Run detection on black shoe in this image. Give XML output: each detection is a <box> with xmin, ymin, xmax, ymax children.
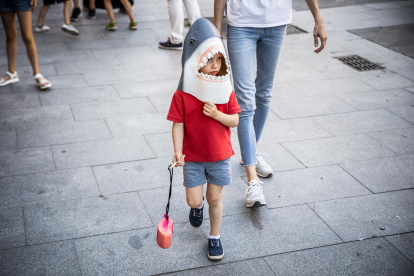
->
<box><xmin>189</xmin><ymin>199</ymin><xmax>204</xmax><ymax>228</ymax></box>
<box><xmin>87</xmin><ymin>9</ymin><xmax>96</xmax><ymax>19</ymax></box>
<box><xmin>158</xmin><ymin>38</ymin><xmax>183</xmax><ymax>50</ymax></box>
<box><xmin>208</xmin><ymin>238</ymin><xmax>224</xmax><ymax>260</ymax></box>
<box><xmin>70</xmin><ymin>8</ymin><xmax>82</xmax><ymax>22</ymax></box>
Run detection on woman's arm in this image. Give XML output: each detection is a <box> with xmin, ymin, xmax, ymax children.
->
<box><xmin>203</xmin><ymin>101</ymin><xmax>239</xmax><ymax>128</ymax></box>
<box><xmin>213</xmin><ymin>0</ymin><xmax>226</xmax><ymax>33</ymax></box>
<box><xmin>172</xmin><ymin>122</ymin><xmax>185</xmax><ymax>166</ymax></box>
<box><xmin>305</xmin><ymin>0</ymin><xmax>327</xmax><ymax>53</ymax></box>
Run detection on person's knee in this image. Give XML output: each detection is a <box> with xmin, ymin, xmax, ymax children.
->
<box><xmin>206</xmin><ymin>192</ymin><xmax>222</xmax><ymax>207</ymax></box>
<box><xmin>21</xmin><ymin>33</ymin><xmax>34</xmax><ymax>45</ymax></box>
<box><xmin>186</xmin><ymin>196</ymin><xmax>203</xmax><ymax>208</ymax></box>
<box><xmin>6</xmin><ymin>30</ymin><xmax>17</xmax><ymax>42</ymax></box>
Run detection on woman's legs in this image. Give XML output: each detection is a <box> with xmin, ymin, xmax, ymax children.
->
<box><xmin>36</xmin><ymin>5</ymin><xmax>50</xmax><ymax>26</ymax></box>
<box><xmin>63</xmin><ymin>1</ymin><xmax>71</xmax><ymax>24</ymax></box>
<box><xmin>16</xmin><ymin>11</ymin><xmax>40</xmax><ymax>76</ymax></box>
<box><xmin>103</xmin><ymin>0</ymin><xmax>115</xmax><ymax>22</ymax></box>
<box><xmin>1</xmin><ymin>12</ymin><xmax>17</xmax><ymax>81</ymax></box>
<box><xmin>206</xmin><ymin>183</ymin><xmax>223</xmax><ymax>236</ymax></box>
<box><xmin>119</xmin><ymin>0</ymin><xmax>134</xmax><ymax>22</ymax></box>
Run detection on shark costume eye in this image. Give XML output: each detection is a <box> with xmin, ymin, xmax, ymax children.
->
<box><xmin>177</xmin><ymin>18</ymin><xmax>233</xmax><ymax>104</ymax></box>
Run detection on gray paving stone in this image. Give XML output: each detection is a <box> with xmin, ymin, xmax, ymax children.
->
<box><xmin>148</xmin><ymin>93</ymin><xmax>174</xmax><ymax>113</ymax></box>
<box><xmin>93</xmin><ymin>157</ymin><xmax>184</xmax><ymax>194</ymax></box>
<box><xmin>114</xmin><ymin>80</ymin><xmax>176</xmax><ymax>98</ymax></box>
<box><xmin>312</xmin><ymin>109</ymin><xmax>413</xmax><ymax>136</ymax></box>
<box><xmin>258</xmin><ymin>118</ymin><xmax>333</xmax><ymax>145</ymax></box>
<box><xmin>340</xmin><ymin>154</ymin><xmax>414</xmax><ymax>193</ymax></box>
<box><xmin>106</xmin><ymin>113</ymin><xmax>171</xmax><ymax>137</ymax></box>
<box><xmin>40</xmin><ymin>85</ymin><xmax>120</xmax><ymax>106</ymax></box>
<box><xmin>366</xmin><ymin>127</ymin><xmax>414</xmax><ymax>155</ymax></box>
<box><xmin>386</xmin><ymin>233</ymin><xmax>414</xmax><ymax>263</ymax></box>
<box><xmin>406</xmin><ymin>87</ymin><xmax>414</xmax><ymax>93</ymax></box>
<box><xmin>37</xmin><ymin>50</ymin><xmax>96</xmax><ymax>65</ymax></box>
<box><xmin>0</xmin><ymin>147</ymin><xmax>55</xmax><ymax>177</ymax></box>
<box><xmin>272</xmin><ymin>83</ymin><xmax>310</xmax><ymax>101</ymax></box>
<box><xmin>201</xmin><ymin>205</ymin><xmax>342</xmax><ymax>261</ymax></box>
<box><xmin>71</xmin><ymin>98</ymin><xmax>156</xmax><ymax>121</ymax></box>
<box><xmin>55</xmin><ymin>58</ymin><xmax>126</xmax><ymax>75</ymax></box>
<box><xmin>0</xmin><ymin>207</ymin><xmax>25</xmax><ymax>249</ymax></box>
<box><xmin>292</xmin><ymin>78</ymin><xmax>375</xmax><ymax>97</ymax></box>
<box><xmin>67</xmin><ymin>40</ymin><xmax>131</xmax><ymax>51</ymax></box>
<box><xmin>358</xmin><ymin>74</ymin><xmax>414</xmax><ymax>90</ymax></box>
<box><xmin>84</xmin><ymin>69</ymin><xmax>158</xmax><ymax>86</ymax></box>
<box><xmin>164</xmin><ymin>258</ymin><xmax>275</xmax><ymax>276</ymax></box>
<box><xmin>282</xmin><ymin>134</ymin><xmax>396</xmax><ymax>167</ymax></box>
<box><xmin>255</xmin><ymin>143</ymin><xmax>306</xmax><ymax>172</ymax></box>
<box><xmin>51</xmin><ymin>137</ymin><xmax>155</xmax><ymax>170</ymax></box>
<box><xmin>92</xmin><ymin>46</ymin><xmax>158</xmax><ymax>61</ymax></box>
<box><xmin>388</xmin><ymin>105</ymin><xmax>414</xmax><ymax>124</ymax></box>
<box><xmin>139</xmin><ymin>177</ymin><xmax>249</xmax><ymax>225</ymax></box>
<box><xmin>17</xmin><ymin>120</ymin><xmax>112</xmax><ymax>148</ymax></box>
<box><xmin>0</xmin><ymin>84</ymin><xmax>12</xmax><ymax>94</ymax></box>
<box><xmin>0</xmin><ymin>167</ymin><xmax>100</xmax><ymax>209</ymax></box>
<box><xmin>336</xmin><ymin>88</ymin><xmax>414</xmax><ymax>110</ymax></box>
<box><xmin>18</xmin><ymin>64</ymin><xmax>57</xmax><ymax>80</ymax></box>
<box><xmin>253</xmin><ymin>165</ymin><xmax>371</xmax><ymax>209</ymax></box>
<box><xmin>74</xmin><ymin>224</ymin><xmax>210</xmax><ymax>275</ymax></box>
<box><xmin>144</xmin><ymin>132</ymin><xmax>173</xmax><ymax>158</ymax></box>
<box><xmin>309</xmin><ymin>189</ymin><xmax>414</xmax><ymax>242</ymax></box>
<box><xmin>0</xmin><ymin>105</ymin><xmax>74</xmax><ymax>129</ymax></box>
<box><xmin>24</xmin><ymin>193</ymin><xmax>153</xmax><ymax>245</ymax></box>
<box><xmin>264</xmin><ymin>238</ymin><xmax>414</xmax><ymax>276</ymax></box>
<box><xmin>0</xmin><ymin>92</ymin><xmax>41</xmax><ymax>110</ymax></box>
<box><xmin>274</xmin><ymin>67</ymin><xmax>329</xmax><ymax>84</ymax></box>
<box><xmin>270</xmin><ymin>96</ymin><xmax>356</xmax><ymax>119</ymax></box>
<box><xmin>0</xmin><ymin>240</ymin><xmax>81</xmax><ymax>275</ymax></box>
<box><xmin>0</xmin><ymin>130</ymin><xmax>16</xmax><ymax>151</ymax></box>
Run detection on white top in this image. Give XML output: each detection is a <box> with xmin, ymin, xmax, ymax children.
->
<box><xmin>225</xmin><ymin>0</ymin><xmax>292</xmax><ymax>28</ymax></box>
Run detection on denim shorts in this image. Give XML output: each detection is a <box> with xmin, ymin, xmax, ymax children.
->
<box><xmin>0</xmin><ymin>0</ymin><xmax>32</xmax><ymax>12</ymax></box>
<box><xmin>183</xmin><ymin>158</ymin><xmax>232</xmax><ymax>188</ymax></box>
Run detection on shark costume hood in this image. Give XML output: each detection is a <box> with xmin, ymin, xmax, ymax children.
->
<box><xmin>177</xmin><ymin>18</ymin><xmax>232</xmax><ymax>104</ymax></box>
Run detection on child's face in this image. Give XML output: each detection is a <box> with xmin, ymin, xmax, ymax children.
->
<box><xmin>198</xmin><ymin>53</ymin><xmax>223</xmax><ymax>76</ymax></box>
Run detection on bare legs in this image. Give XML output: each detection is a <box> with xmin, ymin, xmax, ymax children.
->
<box><xmin>186</xmin><ymin>183</ymin><xmax>223</xmax><ymax>236</ymax></box>
<box><xmin>104</xmin><ymin>0</ymin><xmax>135</xmax><ymax>23</ymax></box>
<box><xmin>63</xmin><ymin>1</ymin><xmax>71</xmax><ymax>24</ymax></box>
<box><xmin>36</xmin><ymin>5</ymin><xmax>50</xmax><ymax>26</ymax></box>
<box><xmin>1</xmin><ymin>12</ymin><xmax>18</xmax><ymax>81</ymax></box>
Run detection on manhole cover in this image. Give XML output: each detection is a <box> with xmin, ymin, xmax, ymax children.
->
<box><xmin>335</xmin><ymin>55</ymin><xmax>384</xmax><ymax>71</ymax></box>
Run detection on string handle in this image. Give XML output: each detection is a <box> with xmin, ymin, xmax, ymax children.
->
<box><xmin>165</xmin><ymin>155</ymin><xmax>185</xmax><ymax>220</ymax></box>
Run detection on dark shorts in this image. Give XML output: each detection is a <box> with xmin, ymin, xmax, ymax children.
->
<box><xmin>183</xmin><ymin>158</ymin><xmax>232</xmax><ymax>188</ymax></box>
<box><xmin>43</xmin><ymin>0</ymin><xmax>69</xmax><ymax>5</ymax></box>
<box><xmin>0</xmin><ymin>0</ymin><xmax>32</xmax><ymax>13</ymax></box>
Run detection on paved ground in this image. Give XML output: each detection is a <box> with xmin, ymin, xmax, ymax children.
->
<box><xmin>1</xmin><ymin>0</ymin><xmax>414</xmax><ymax>275</ymax></box>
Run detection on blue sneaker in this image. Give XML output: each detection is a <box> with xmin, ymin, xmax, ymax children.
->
<box><xmin>208</xmin><ymin>238</ymin><xmax>224</xmax><ymax>260</ymax></box>
<box><xmin>189</xmin><ymin>198</ymin><xmax>204</xmax><ymax>228</ymax></box>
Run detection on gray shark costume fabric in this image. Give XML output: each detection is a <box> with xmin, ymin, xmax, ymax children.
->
<box><xmin>177</xmin><ymin>18</ymin><xmax>232</xmax><ymax>104</ymax></box>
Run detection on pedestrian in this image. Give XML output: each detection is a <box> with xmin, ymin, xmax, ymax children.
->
<box><xmin>213</xmin><ymin>0</ymin><xmax>327</xmax><ymax>207</ymax></box>
<box><xmin>158</xmin><ymin>0</ymin><xmax>201</xmax><ymax>50</ymax></box>
<box><xmin>0</xmin><ymin>0</ymin><xmax>52</xmax><ymax>89</ymax></box>
<box><xmin>71</xmin><ymin>0</ymin><xmax>96</xmax><ymax>21</ymax></box>
<box><xmin>167</xmin><ymin>18</ymin><xmax>239</xmax><ymax>260</ymax></box>
<box><xmin>103</xmin><ymin>0</ymin><xmax>137</xmax><ymax>31</ymax></box>
<box><xmin>34</xmin><ymin>0</ymin><xmax>79</xmax><ymax>35</ymax></box>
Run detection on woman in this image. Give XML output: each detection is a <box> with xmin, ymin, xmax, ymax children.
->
<box><xmin>0</xmin><ymin>0</ymin><xmax>52</xmax><ymax>89</ymax></box>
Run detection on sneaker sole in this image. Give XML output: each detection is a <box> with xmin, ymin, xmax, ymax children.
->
<box><xmin>247</xmin><ymin>201</ymin><xmax>267</xmax><ymax>208</ymax></box>
<box><xmin>208</xmin><ymin>250</ymin><xmax>224</xmax><ymax>260</ymax></box>
<box><xmin>158</xmin><ymin>45</ymin><xmax>183</xmax><ymax>50</ymax></box>
<box><xmin>71</xmin><ymin>13</ymin><xmax>82</xmax><ymax>22</ymax></box>
<box><xmin>61</xmin><ymin>27</ymin><xmax>79</xmax><ymax>36</ymax></box>
<box><xmin>34</xmin><ymin>29</ymin><xmax>50</xmax><ymax>33</ymax></box>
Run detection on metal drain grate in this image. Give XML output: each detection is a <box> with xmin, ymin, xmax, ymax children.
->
<box><xmin>335</xmin><ymin>55</ymin><xmax>384</xmax><ymax>72</ymax></box>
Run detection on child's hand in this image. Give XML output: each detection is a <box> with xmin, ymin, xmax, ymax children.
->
<box><xmin>173</xmin><ymin>152</ymin><xmax>185</xmax><ymax>166</ymax></box>
<box><xmin>203</xmin><ymin>101</ymin><xmax>218</xmax><ymax>118</ymax></box>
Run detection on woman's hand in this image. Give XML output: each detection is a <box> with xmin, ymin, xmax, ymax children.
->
<box><xmin>203</xmin><ymin>101</ymin><xmax>219</xmax><ymax>118</ymax></box>
<box><xmin>172</xmin><ymin>152</ymin><xmax>185</xmax><ymax>167</ymax></box>
<box><xmin>31</xmin><ymin>0</ymin><xmax>37</xmax><ymax>12</ymax></box>
<box><xmin>313</xmin><ymin>19</ymin><xmax>327</xmax><ymax>54</ymax></box>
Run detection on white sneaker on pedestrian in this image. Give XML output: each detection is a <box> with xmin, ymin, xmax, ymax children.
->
<box><xmin>61</xmin><ymin>24</ymin><xmax>79</xmax><ymax>36</ymax></box>
<box><xmin>34</xmin><ymin>25</ymin><xmax>50</xmax><ymax>33</ymax></box>
<box><xmin>255</xmin><ymin>152</ymin><xmax>273</xmax><ymax>177</ymax></box>
<box><xmin>246</xmin><ymin>180</ymin><xmax>266</xmax><ymax>208</ymax></box>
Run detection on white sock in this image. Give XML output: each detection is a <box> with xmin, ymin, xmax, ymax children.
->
<box><xmin>196</xmin><ymin>201</ymin><xmax>204</xmax><ymax>209</ymax></box>
<box><xmin>208</xmin><ymin>235</ymin><xmax>220</xmax><ymax>240</ymax></box>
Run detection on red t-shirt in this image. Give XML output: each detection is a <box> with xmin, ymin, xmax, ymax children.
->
<box><xmin>167</xmin><ymin>90</ymin><xmax>241</xmax><ymax>162</ymax></box>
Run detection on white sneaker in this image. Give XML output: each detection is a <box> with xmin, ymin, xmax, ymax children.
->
<box><xmin>255</xmin><ymin>152</ymin><xmax>273</xmax><ymax>178</ymax></box>
<box><xmin>246</xmin><ymin>180</ymin><xmax>266</xmax><ymax>208</ymax></box>
<box><xmin>61</xmin><ymin>24</ymin><xmax>79</xmax><ymax>36</ymax></box>
<box><xmin>34</xmin><ymin>25</ymin><xmax>50</xmax><ymax>33</ymax></box>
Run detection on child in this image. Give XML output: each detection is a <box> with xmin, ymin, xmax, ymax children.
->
<box><xmin>103</xmin><ymin>0</ymin><xmax>136</xmax><ymax>31</ymax></box>
<box><xmin>35</xmin><ymin>0</ymin><xmax>79</xmax><ymax>35</ymax></box>
<box><xmin>167</xmin><ymin>18</ymin><xmax>240</xmax><ymax>260</ymax></box>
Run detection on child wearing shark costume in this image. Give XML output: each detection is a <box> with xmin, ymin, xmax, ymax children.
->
<box><xmin>167</xmin><ymin>18</ymin><xmax>240</xmax><ymax>260</ymax></box>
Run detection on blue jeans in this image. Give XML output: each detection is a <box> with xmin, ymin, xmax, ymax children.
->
<box><xmin>226</xmin><ymin>24</ymin><xmax>286</xmax><ymax>166</ymax></box>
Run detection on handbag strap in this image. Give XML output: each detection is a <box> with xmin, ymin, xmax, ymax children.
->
<box><xmin>165</xmin><ymin>165</ymin><xmax>174</xmax><ymax>220</ymax></box>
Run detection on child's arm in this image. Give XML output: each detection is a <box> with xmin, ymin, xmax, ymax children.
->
<box><xmin>203</xmin><ymin>101</ymin><xmax>239</xmax><ymax>127</ymax></box>
<box><xmin>172</xmin><ymin>122</ymin><xmax>186</xmax><ymax>166</ymax></box>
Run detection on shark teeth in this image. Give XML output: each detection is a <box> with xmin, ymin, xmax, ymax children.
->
<box><xmin>196</xmin><ymin>72</ymin><xmax>230</xmax><ymax>82</ymax></box>
<box><xmin>198</xmin><ymin>48</ymin><xmax>228</xmax><ymax>70</ymax></box>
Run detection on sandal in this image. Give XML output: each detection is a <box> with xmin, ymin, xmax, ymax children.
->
<box><xmin>129</xmin><ymin>21</ymin><xmax>137</xmax><ymax>30</ymax></box>
<box><xmin>106</xmin><ymin>22</ymin><xmax>117</xmax><ymax>31</ymax></box>
<box><xmin>0</xmin><ymin>71</ymin><xmax>19</xmax><ymax>87</ymax></box>
<box><xmin>34</xmin><ymin>73</ymin><xmax>52</xmax><ymax>90</ymax></box>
